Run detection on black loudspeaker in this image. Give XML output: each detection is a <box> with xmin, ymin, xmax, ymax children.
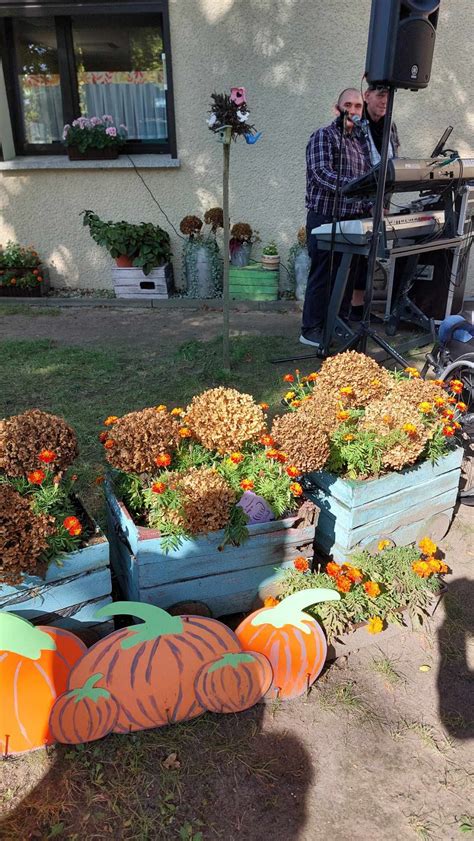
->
<box><xmin>365</xmin><ymin>0</ymin><xmax>440</xmax><ymax>90</ymax></box>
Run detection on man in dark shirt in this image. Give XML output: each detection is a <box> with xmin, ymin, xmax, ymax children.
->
<box><xmin>363</xmin><ymin>83</ymin><xmax>400</xmax><ymax>166</ymax></box>
<box><xmin>301</xmin><ymin>88</ymin><xmax>372</xmax><ymax>348</ymax></box>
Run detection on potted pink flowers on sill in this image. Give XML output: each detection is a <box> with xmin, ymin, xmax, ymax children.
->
<box><xmin>62</xmin><ymin>116</ymin><xmax>127</xmax><ymax>161</ymax></box>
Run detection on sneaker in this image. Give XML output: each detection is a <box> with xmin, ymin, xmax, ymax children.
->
<box><xmin>299</xmin><ymin>327</ymin><xmax>324</xmax><ymax>347</ymax></box>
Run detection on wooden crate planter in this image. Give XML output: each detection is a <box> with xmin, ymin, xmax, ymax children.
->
<box><xmin>304</xmin><ymin>448</ymin><xmax>463</xmax><ymax>563</ymax></box>
<box><xmin>0</xmin><ymin>533</ymin><xmax>112</xmax><ymax>638</ymax></box>
<box><xmin>105</xmin><ymin>483</ymin><xmax>318</xmax><ymax>616</ymax></box>
<box><xmin>229</xmin><ymin>265</ymin><xmax>279</xmax><ymax>301</ymax></box>
<box><xmin>0</xmin><ymin>269</ymin><xmax>50</xmax><ymax>298</ymax></box>
<box><xmin>112</xmin><ymin>263</ymin><xmax>174</xmax><ymax>299</ymax></box>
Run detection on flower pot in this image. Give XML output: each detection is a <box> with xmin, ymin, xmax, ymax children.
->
<box><xmin>261</xmin><ymin>254</ymin><xmax>280</xmax><ymax>271</ymax></box>
<box><xmin>115</xmin><ymin>255</ymin><xmax>134</xmax><ymax>268</ymax></box>
<box><xmin>230</xmin><ymin>243</ymin><xmax>251</xmax><ymax>267</ymax></box>
<box><xmin>229</xmin><ymin>265</ymin><xmax>279</xmax><ymax>301</ymax></box>
<box><xmin>294</xmin><ymin>249</ymin><xmax>310</xmax><ymax>300</ymax></box>
<box><xmin>185</xmin><ymin>244</ymin><xmax>222</xmax><ymax>298</ymax></box>
<box><xmin>67</xmin><ymin>146</ymin><xmax>119</xmax><ymax>161</ymax></box>
<box><xmin>0</xmin><ymin>268</ymin><xmax>50</xmax><ymax>297</ymax></box>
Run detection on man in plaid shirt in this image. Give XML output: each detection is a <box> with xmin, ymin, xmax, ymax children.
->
<box><xmin>301</xmin><ymin>87</ymin><xmax>373</xmax><ymax>348</ymax></box>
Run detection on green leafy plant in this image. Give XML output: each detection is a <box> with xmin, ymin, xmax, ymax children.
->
<box><xmin>261</xmin><ymin>240</ymin><xmax>279</xmax><ymax>256</ymax></box>
<box><xmin>63</xmin><ymin>116</ymin><xmax>127</xmax><ymax>152</ymax></box>
<box><xmin>82</xmin><ymin>211</ymin><xmax>172</xmax><ymax>275</ymax></box>
<box><xmin>0</xmin><ymin>242</ymin><xmax>44</xmax><ymax>289</ymax></box>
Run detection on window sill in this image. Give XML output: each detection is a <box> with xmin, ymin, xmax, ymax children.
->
<box><xmin>0</xmin><ymin>154</ymin><xmax>180</xmax><ymax>171</ymax></box>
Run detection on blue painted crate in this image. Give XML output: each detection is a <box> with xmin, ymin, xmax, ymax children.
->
<box><xmin>0</xmin><ymin>531</ymin><xmax>112</xmax><ymax>637</ymax></box>
<box><xmin>105</xmin><ymin>483</ymin><xmax>318</xmax><ymax>616</ymax></box>
<box><xmin>303</xmin><ymin>448</ymin><xmax>463</xmax><ymax>562</ymax></box>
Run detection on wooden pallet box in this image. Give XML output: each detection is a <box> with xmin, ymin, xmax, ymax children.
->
<box><xmin>303</xmin><ymin>448</ymin><xmax>463</xmax><ymax>563</ymax></box>
<box><xmin>0</xmin><ymin>533</ymin><xmax>112</xmax><ymax>638</ymax></box>
<box><xmin>229</xmin><ymin>265</ymin><xmax>279</xmax><ymax>301</ymax></box>
<box><xmin>105</xmin><ymin>483</ymin><xmax>318</xmax><ymax>616</ymax></box>
<box><xmin>111</xmin><ymin>263</ymin><xmax>174</xmax><ymax>299</ymax></box>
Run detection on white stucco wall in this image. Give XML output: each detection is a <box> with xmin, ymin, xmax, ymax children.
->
<box><xmin>0</xmin><ymin>0</ymin><xmax>473</xmax><ymax>293</ymax></box>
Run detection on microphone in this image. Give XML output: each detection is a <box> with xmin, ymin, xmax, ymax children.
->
<box><xmin>349</xmin><ymin>114</ymin><xmax>368</xmax><ymax>136</ymax></box>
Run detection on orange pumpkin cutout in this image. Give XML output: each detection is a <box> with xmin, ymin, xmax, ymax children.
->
<box><xmin>235</xmin><ymin>589</ymin><xmax>340</xmax><ymax>701</ymax></box>
<box><xmin>67</xmin><ymin>602</ymin><xmax>242</xmax><ymax>733</ymax></box>
<box><xmin>50</xmin><ymin>673</ymin><xmax>120</xmax><ymax>744</ymax></box>
<box><xmin>0</xmin><ymin>612</ymin><xmax>87</xmax><ymax>755</ymax></box>
<box><xmin>194</xmin><ymin>651</ymin><xmax>273</xmax><ymax>714</ymax></box>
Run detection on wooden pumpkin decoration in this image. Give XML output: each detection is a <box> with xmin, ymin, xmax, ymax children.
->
<box><xmin>50</xmin><ymin>674</ymin><xmax>120</xmax><ymax>744</ymax></box>
<box><xmin>0</xmin><ymin>611</ymin><xmax>87</xmax><ymax>755</ymax></box>
<box><xmin>194</xmin><ymin>651</ymin><xmax>273</xmax><ymax>714</ymax></box>
<box><xmin>234</xmin><ymin>589</ymin><xmax>340</xmax><ymax>701</ymax></box>
<box><xmin>67</xmin><ymin>602</ymin><xmax>242</xmax><ymax>733</ymax></box>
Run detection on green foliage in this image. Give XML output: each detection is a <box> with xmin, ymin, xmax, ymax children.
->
<box><xmin>63</xmin><ymin>117</ymin><xmax>127</xmax><ymax>152</ymax></box>
<box><xmin>221</xmin><ymin>504</ymin><xmax>250</xmax><ymax>548</ymax></box>
<box><xmin>262</xmin><ymin>240</ymin><xmax>279</xmax><ymax>256</ymax></box>
<box><xmin>182</xmin><ymin>237</ymin><xmax>223</xmax><ymax>298</ymax></box>
<box><xmin>422</xmin><ymin>426</ymin><xmax>454</xmax><ymax>463</ymax></box>
<box><xmin>280</xmin><ymin>544</ymin><xmax>444</xmax><ymax>642</ymax></box>
<box><xmin>0</xmin><ymin>242</ymin><xmax>43</xmax><ymax>289</ymax></box>
<box><xmin>82</xmin><ymin>211</ymin><xmax>171</xmax><ymax>275</ymax></box>
<box><xmin>216</xmin><ymin>446</ymin><xmax>295</xmax><ymax>519</ymax></box>
<box><xmin>327</xmin><ymin>423</ymin><xmax>402</xmax><ymax>479</ymax></box>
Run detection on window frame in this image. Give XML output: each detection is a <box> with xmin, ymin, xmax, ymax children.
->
<box><xmin>0</xmin><ymin>1</ymin><xmax>177</xmax><ymax>157</ymax></box>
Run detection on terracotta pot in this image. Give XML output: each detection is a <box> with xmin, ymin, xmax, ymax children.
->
<box><xmin>115</xmin><ymin>255</ymin><xmax>134</xmax><ymax>268</ymax></box>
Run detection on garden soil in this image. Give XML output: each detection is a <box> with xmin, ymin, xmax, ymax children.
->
<box><xmin>1</xmin><ymin>304</ymin><xmax>473</xmax><ymax>841</ymax></box>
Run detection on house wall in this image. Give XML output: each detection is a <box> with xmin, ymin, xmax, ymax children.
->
<box><xmin>0</xmin><ymin>0</ymin><xmax>473</xmax><ymax>295</ymax></box>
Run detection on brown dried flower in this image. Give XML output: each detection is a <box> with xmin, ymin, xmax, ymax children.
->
<box><xmin>185</xmin><ymin>388</ymin><xmax>266</xmax><ymax>454</ymax></box>
<box><xmin>167</xmin><ymin>466</ymin><xmax>236</xmax><ymax>534</ymax></box>
<box><xmin>179</xmin><ymin>215</ymin><xmax>203</xmax><ymax>236</ymax></box>
<box><xmin>297</xmin><ymin>226</ymin><xmax>307</xmax><ymax>246</ymax></box>
<box><xmin>271</xmin><ymin>412</ymin><xmax>330</xmax><ymax>473</ymax></box>
<box><xmin>362</xmin><ymin>392</ymin><xmax>437</xmax><ymax>471</ymax></box>
<box><xmin>0</xmin><ymin>409</ymin><xmax>78</xmax><ymax>477</ymax></box>
<box><xmin>105</xmin><ymin>407</ymin><xmax>181</xmax><ymax>473</ymax></box>
<box><xmin>204</xmin><ymin>207</ymin><xmax>224</xmax><ymax>231</ymax></box>
<box><xmin>230</xmin><ymin>222</ymin><xmax>253</xmax><ymax>242</ymax></box>
<box><xmin>315</xmin><ymin>351</ymin><xmax>391</xmax><ymax>407</ymax></box>
<box><xmin>387</xmin><ymin>377</ymin><xmax>445</xmax><ymax>407</ymax></box>
<box><xmin>0</xmin><ymin>485</ymin><xmax>55</xmax><ymax>584</ymax></box>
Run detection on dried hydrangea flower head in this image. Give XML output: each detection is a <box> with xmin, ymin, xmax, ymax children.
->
<box><xmin>230</xmin><ymin>222</ymin><xmax>253</xmax><ymax>242</ymax></box>
<box><xmin>104</xmin><ymin>407</ymin><xmax>181</xmax><ymax>473</ymax></box>
<box><xmin>168</xmin><ymin>466</ymin><xmax>236</xmax><ymax>534</ymax></box>
<box><xmin>316</xmin><ymin>351</ymin><xmax>391</xmax><ymax>408</ymax></box>
<box><xmin>0</xmin><ymin>409</ymin><xmax>78</xmax><ymax>477</ymax></box>
<box><xmin>297</xmin><ymin>226</ymin><xmax>307</xmax><ymax>247</ymax></box>
<box><xmin>179</xmin><ymin>215</ymin><xmax>203</xmax><ymax>237</ymax></box>
<box><xmin>185</xmin><ymin>387</ymin><xmax>266</xmax><ymax>454</ymax></box>
<box><xmin>296</xmin><ymin>385</ymin><xmax>342</xmax><ymax>434</ymax></box>
<box><xmin>362</xmin><ymin>395</ymin><xmax>435</xmax><ymax>471</ymax></box>
<box><xmin>204</xmin><ymin>207</ymin><xmax>224</xmax><ymax>231</ymax></box>
<box><xmin>271</xmin><ymin>411</ymin><xmax>330</xmax><ymax>473</ymax></box>
<box><xmin>387</xmin><ymin>376</ymin><xmax>445</xmax><ymax>408</ymax></box>
<box><xmin>0</xmin><ymin>485</ymin><xmax>55</xmax><ymax>584</ymax></box>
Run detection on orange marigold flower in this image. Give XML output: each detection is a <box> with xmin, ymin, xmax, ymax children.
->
<box><xmin>264</xmin><ymin>596</ymin><xmax>279</xmax><ymax>608</ymax></box>
<box><xmin>240</xmin><ymin>479</ymin><xmax>254</xmax><ymax>491</ymax></box>
<box><xmin>98</xmin><ymin>431</ymin><xmax>108</xmax><ymax>443</ymax></box>
<box><xmin>104</xmin><ymin>439</ymin><xmax>116</xmax><ymax>449</ymax></box>
<box><xmin>438</xmin><ymin>561</ymin><xmax>449</xmax><ymax>574</ymax></box>
<box><xmin>428</xmin><ymin>558</ymin><xmax>442</xmax><ymax>573</ymax></box>
<box><xmin>63</xmin><ymin>515</ymin><xmax>81</xmax><ymax>532</ymax></box>
<box><xmin>456</xmin><ymin>401</ymin><xmax>467</xmax><ymax>412</ymax></box>
<box><xmin>307</xmin><ymin>372</ymin><xmax>319</xmax><ymax>382</ymax></box>
<box><xmin>343</xmin><ymin>434</ymin><xmax>355</xmax><ymax>442</ymax></box>
<box><xmin>337</xmin><ymin>410</ymin><xmax>350</xmax><ymax>421</ymax></box>
<box><xmin>104</xmin><ymin>415</ymin><xmax>118</xmax><ymax>426</ymax></box>
<box><xmin>152</xmin><ymin>481</ymin><xmax>167</xmax><ymax>494</ymax></box>
<box><xmin>442</xmin><ymin>425</ymin><xmax>455</xmax><ymax>437</ymax></box>
<box><xmin>286</xmin><ymin>465</ymin><xmax>300</xmax><ymax>478</ymax></box>
<box><xmin>27</xmin><ymin>469</ymin><xmax>46</xmax><ymax>484</ymax></box>
<box><xmin>276</xmin><ymin>451</ymin><xmax>288</xmax><ymax>463</ymax></box>
<box><xmin>339</xmin><ymin>386</ymin><xmax>354</xmax><ymax>397</ymax></box>
<box><xmin>284</xmin><ymin>391</ymin><xmax>296</xmax><ymax>400</ymax></box>
<box><xmin>454</xmin><ymin>421</ymin><xmax>462</xmax><ymax>430</ymax></box>
<box><xmin>291</xmin><ymin>399</ymin><xmax>302</xmax><ymax>408</ymax></box>
<box><xmin>363</xmin><ymin>581</ymin><xmax>381</xmax><ymax>598</ymax></box>
<box><xmin>402</xmin><ymin>423</ymin><xmax>417</xmax><ymax>437</ymax></box>
<box><xmin>283</xmin><ymin>374</ymin><xmax>294</xmax><ymax>383</ymax></box>
<box><xmin>449</xmin><ymin>379</ymin><xmax>463</xmax><ymax>393</ymax></box>
<box><xmin>289</xmin><ymin>482</ymin><xmax>303</xmax><ymax>497</ymax></box>
<box><xmin>155</xmin><ymin>404</ymin><xmax>167</xmax><ymax>412</ymax></box>
<box><xmin>294</xmin><ymin>556</ymin><xmax>309</xmax><ymax>572</ymax></box>
<box><xmin>418</xmin><ymin>536</ymin><xmax>437</xmax><ymax>556</ymax></box>
<box><xmin>266</xmin><ymin>448</ymin><xmax>280</xmax><ymax>460</ymax></box>
<box><xmin>433</xmin><ymin>379</ymin><xmax>446</xmax><ymax>386</ymax></box>
<box><xmin>155</xmin><ymin>453</ymin><xmax>172</xmax><ymax>468</ymax></box>
<box><xmin>446</xmin><ymin>396</ymin><xmax>457</xmax><ymax>405</ymax></box>
<box><xmin>94</xmin><ymin>475</ymin><xmax>105</xmax><ymax>485</ymax></box>
<box><xmin>367</xmin><ymin>616</ymin><xmax>384</xmax><ymax>634</ymax></box>
<box><xmin>335</xmin><ymin>574</ymin><xmax>352</xmax><ymax>593</ymax></box>
<box><xmin>326</xmin><ymin>562</ymin><xmax>341</xmax><ymax>578</ymax></box>
<box><xmin>382</xmin><ymin>414</ymin><xmax>394</xmax><ymax>425</ymax></box>
<box><xmin>412</xmin><ymin>560</ymin><xmax>431</xmax><ymax>578</ymax></box>
<box><xmin>178</xmin><ymin>427</ymin><xmax>192</xmax><ymax>438</ymax></box>
<box><xmin>38</xmin><ymin>449</ymin><xmax>56</xmax><ymax>464</ymax></box>
<box><xmin>370</xmin><ymin>379</ymin><xmax>381</xmax><ymax>387</ymax></box>
<box><xmin>259</xmin><ymin>402</ymin><xmax>269</xmax><ymax>411</ymax></box>
<box><xmin>343</xmin><ymin>565</ymin><xmax>362</xmax><ymax>583</ymax></box>
<box><xmin>418</xmin><ymin>401</ymin><xmax>433</xmax><ymax>414</ymax></box>
<box><xmin>171</xmin><ymin>407</ymin><xmax>185</xmax><ymax>416</ymax></box>
<box><xmin>68</xmin><ymin>525</ymin><xmax>82</xmax><ymax>537</ymax></box>
<box><xmin>404</xmin><ymin>367</ymin><xmax>420</xmax><ymax>378</ymax></box>
<box><xmin>442</xmin><ymin>409</ymin><xmax>455</xmax><ymax>420</ymax></box>
<box><xmin>434</xmin><ymin>396</ymin><xmax>445</xmax><ymax>407</ymax></box>
<box><xmin>230</xmin><ymin>452</ymin><xmax>244</xmax><ymax>464</ymax></box>
<box><xmin>260</xmin><ymin>434</ymin><xmax>275</xmax><ymax>446</ymax></box>
<box><xmin>378</xmin><ymin>539</ymin><xmax>391</xmax><ymax>551</ymax></box>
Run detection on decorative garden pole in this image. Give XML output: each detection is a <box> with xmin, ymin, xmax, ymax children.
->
<box><xmin>207</xmin><ymin>89</ymin><xmax>261</xmax><ymax>372</ymax></box>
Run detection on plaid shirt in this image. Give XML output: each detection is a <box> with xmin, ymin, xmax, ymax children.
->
<box><xmin>306</xmin><ymin>118</ymin><xmax>373</xmax><ymax>218</ymax></box>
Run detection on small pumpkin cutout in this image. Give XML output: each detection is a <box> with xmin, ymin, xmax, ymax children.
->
<box><xmin>0</xmin><ymin>612</ymin><xmax>87</xmax><ymax>755</ymax></box>
<box><xmin>67</xmin><ymin>602</ymin><xmax>242</xmax><ymax>733</ymax></box>
<box><xmin>235</xmin><ymin>589</ymin><xmax>340</xmax><ymax>700</ymax></box>
<box><xmin>50</xmin><ymin>673</ymin><xmax>120</xmax><ymax>744</ymax></box>
<box><xmin>194</xmin><ymin>652</ymin><xmax>273</xmax><ymax>714</ymax></box>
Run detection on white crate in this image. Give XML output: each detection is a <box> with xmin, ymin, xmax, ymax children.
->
<box><xmin>111</xmin><ymin>263</ymin><xmax>174</xmax><ymax>299</ymax></box>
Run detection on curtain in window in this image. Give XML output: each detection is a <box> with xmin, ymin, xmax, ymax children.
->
<box><xmin>83</xmin><ymin>83</ymin><xmax>167</xmax><ymax>140</ymax></box>
<box><xmin>20</xmin><ymin>77</ymin><xmax>63</xmax><ymax>144</ymax></box>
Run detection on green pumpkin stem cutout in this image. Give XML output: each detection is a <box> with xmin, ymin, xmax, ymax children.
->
<box><xmin>207</xmin><ymin>652</ymin><xmax>256</xmax><ymax>673</ymax></box>
<box><xmin>68</xmin><ymin>673</ymin><xmax>112</xmax><ymax>704</ymax></box>
<box><xmin>95</xmin><ymin>601</ymin><xmax>185</xmax><ymax>649</ymax></box>
<box><xmin>251</xmin><ymin>588</ymin><xmax>340</xmax><ymax>633</ymax></box>
<box><xmin>0</xmin><ymin>611</ymin><xmax>56</xmax><ymax>658</ymax></box>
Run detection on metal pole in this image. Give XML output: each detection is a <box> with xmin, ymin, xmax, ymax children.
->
<box><xmin>359</xmin><ymin>86</ymin><xmax>395</xmax><ymax>352</ymax></box>
<box><xmin>222</xmin><ymin>141</ymin><xmax>230</xmax><ymax>371</ymax></box>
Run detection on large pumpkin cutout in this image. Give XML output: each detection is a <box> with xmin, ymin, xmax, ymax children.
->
<box><xmin>194</xmin><ymin>652</ymin><xmax>273</xmax><ymax>714</ymax></box>
<box><xmin>234</xmin><ymin>589</ymin><xmax>340</xmax><ymax>700</ymax></box>
<box><xmin>50</xmin><ymin>674</ymin><xmax>120</xmax><ymax>744</ymax></box>
<box><xmin>0</xmin><ymin>611</ymin><xmax>87</xmax><ymax>755</ymax></box>
<box><xmin>67</xmin><ymin>602</ymin><xmax>242</xmax><ymax>733</ymax></box>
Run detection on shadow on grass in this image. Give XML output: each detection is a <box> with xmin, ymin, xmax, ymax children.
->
<box><xmin>1</xmin><ymin>708</ymin><xmax>314</xmax><ymax>840</ymax></box>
